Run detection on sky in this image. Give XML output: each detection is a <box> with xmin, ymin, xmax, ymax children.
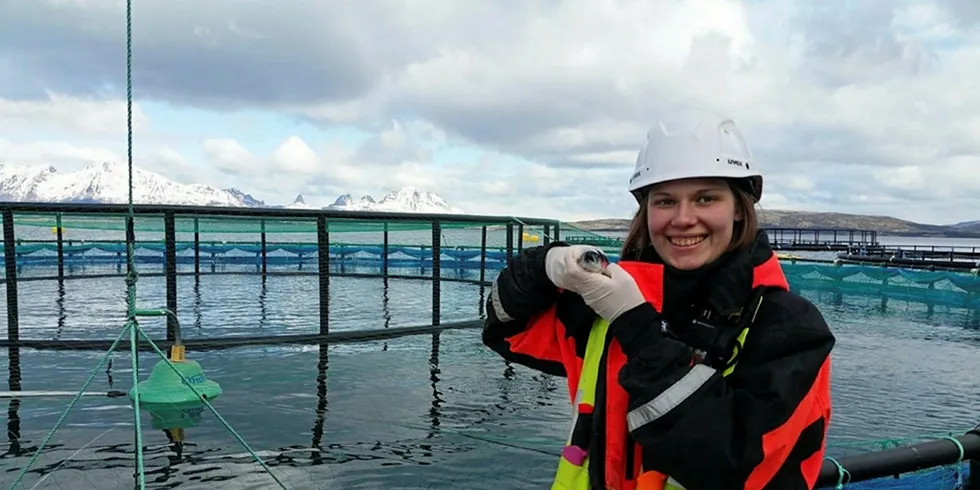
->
<box><xmin>1</xmin><ymin>0</ymin><xmax>980</xmax><ymax>224</ymax></box>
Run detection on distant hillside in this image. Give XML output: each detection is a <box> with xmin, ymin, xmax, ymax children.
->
<box><xmin>570</xmin><ymin>210</ymin><xmax>980</xmax><ymax>237</ymax></box>
<box><xmin>950</xmin><ymin>220</ymin><xmax>980</xmax><ymax>233</ymax></box>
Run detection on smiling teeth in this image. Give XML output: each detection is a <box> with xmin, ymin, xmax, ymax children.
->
<box><xmin>669</xmin><ymin>236</ymin><xmax>706</xmax><ymax>247</ymax></box>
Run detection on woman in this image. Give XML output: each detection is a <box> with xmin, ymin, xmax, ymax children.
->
<box><xmin>483</xmin><ymin>111</ymin><xmax>835</xmax><ymax>490</ymax></box>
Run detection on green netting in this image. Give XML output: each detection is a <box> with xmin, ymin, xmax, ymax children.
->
<box><xmin>8</xmin><ymin>211</ymin><xmax>548</xmax><ymax>234</ymax></box>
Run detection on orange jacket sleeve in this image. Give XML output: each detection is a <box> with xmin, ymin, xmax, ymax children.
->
<box><xmin>481</xmin><ymin>243</ymin><xmax>586</xmax><ymax>377</ymax></box>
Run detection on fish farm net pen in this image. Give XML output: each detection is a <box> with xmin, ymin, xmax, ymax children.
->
<box><xmin>2</xmin><ymin>0</ymin><xmax>979</xmax><ymax>488</ymax></box>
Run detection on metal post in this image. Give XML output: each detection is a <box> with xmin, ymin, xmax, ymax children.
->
<box><xmin>2</xmin><ymin>208</ymin><xmax>21</xmax><ymax>455</ymax></box>
<box><xmin>382</xmin><ymin>222</ymin><xmax>389</xmax><ymax>278</ymax></box>
<box><xmin>3</xmin><ymin>208</ymin><xmax>20</xmax><ymax>369</ymax></box>
<box><xmin>517</xmin><ymin>224</ymin><xmax>524</xmax><ymax>253</ymax></box>
<box><xmin>432</xmin><ymin>220</ymin><xmax>441</xmax><ymax>326</ymax></box>
<box><xmin>479</xmin><ymin>226</ymin><xmax>487</xmax><ymax>285</ymax></box>
<box><xmin>56</xmin><ymin>214</ymin><xmax>64</xmax><ymax>279</ymax></box>
<box><xmin>260</xmin><ymin>219</ymin><xmax>267</xmax><ymax>275</ymax></box>
<box><xmin>317</xmin><ymin>216</ymin><xmax>330</xmax><ymax>336</ymax></box>
<box><xmin>164</xmin><ymin>211</ymin><xmax>178</xmax><ymax>343</ymax></box>
<box><xmin>193</xmin><ymin>217</ymin><xmax>200</xmax><ymax>276</ymax></box>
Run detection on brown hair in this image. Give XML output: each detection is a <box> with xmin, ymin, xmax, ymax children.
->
<box><xmin>620</xmin><ymin>180</ymin><xmax>759</xmax><ymax>259</ymax></box>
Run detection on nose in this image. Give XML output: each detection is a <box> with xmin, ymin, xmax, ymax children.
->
<box><xmin>670</xmin><ymin>201</ymin><xmax>698</xmax><ymax>227</ymax></box>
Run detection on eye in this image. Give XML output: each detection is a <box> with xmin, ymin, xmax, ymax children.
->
<box><xmin>650</xmin><ymin>198</ymin><xmax>674</xmax><ymax>207</ymax></box>
<box><xmin>696</xmin><ymin>195</ymin><xmax>718</xmax><ymax>203</ymax></box>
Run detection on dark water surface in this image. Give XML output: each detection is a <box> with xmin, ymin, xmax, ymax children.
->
<box><xmin>0</xmin><ymin>269</ymin><xmax>977</xmax><ymax>489</ymax></box>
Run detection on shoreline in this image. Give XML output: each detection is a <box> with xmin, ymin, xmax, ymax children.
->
<box><xmin>571</xmin><ymin>227</ymin><xmax>980</xmax><ymax>239</ymax></box>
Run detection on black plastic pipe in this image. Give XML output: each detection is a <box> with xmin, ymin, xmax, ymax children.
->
<box><xmin>816</xmin><ymin>428</ymin><xmax>980</xmax><ymax>488</ymax></box>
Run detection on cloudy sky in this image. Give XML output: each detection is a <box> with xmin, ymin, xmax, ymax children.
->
<box><xmin>2</xmin><ymin>0</ymin><xmax>979</xmax><ymax>224</ymax></box>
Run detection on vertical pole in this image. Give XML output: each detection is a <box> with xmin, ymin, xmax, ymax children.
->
<box><xmin>3</xmin><ymin>208</ymin><xmax>20</xmax><ymax>377</ymax></box>
<box><xmin>506</xmin><ymin>223</ymin><xmax>514</xmax><ymax>259</ymax></box>
<box><xmin>517</xmin><ymin>224</ymin><xmax>524</xmax><ymax>254</ymax></box>
<box><xmin>553</xmin><ymin>221</ymin><xmax>561</xmax><ymax>242</ymax></box>
<box><xmin>193</xmin><ymin>218</ymin><xmax>200</xmax><ymax>276</ymax></box>
<box><xmin>382</xmin><ymin>222</ymin><xmax>389</xmax><ymax>278</ymax></box>
<box><xmin>3</xmin><ymin>208</ymin><xmax>20</xmax><ymax>455</ymax></box>
<box><xmin>479</xmin><ymin>226</ymin><xmax>487</xmax><ymax>285</ymax></box>
<box><xmin>543</xmin><ymin>224</ymin><xmax>551</xmax><ymax>246</ymax></box>
<box><xmin>56</xmin><ymin>214</ymin><xmax>64</xmax><ymax>280</ymax></box>
<box><xmin>164</xmin><ymin>211</ymin><xmax>178</xmax><ymax>344</ymax></box>
<box><xmin>432</xmin><ymin>220</ymin><xmax>441</xmax><ymax>326</ymax></box>
<box><xmin>260</xmin><ymin>218</ymin><xmax>267</xmax><ymax>276</ymax></box>
<box><xmin>317</xmin><ymin>216</ymin><xmax>330</xmax><ymax>336</ymax></box>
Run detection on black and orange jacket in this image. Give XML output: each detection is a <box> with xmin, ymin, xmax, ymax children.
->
<box><xmin>483</xmin><ymin>231</ymin><xmax>836</xmax><ymax>489</ymax></box>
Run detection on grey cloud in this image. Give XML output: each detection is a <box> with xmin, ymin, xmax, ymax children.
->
<box><xmin>748</xmin><ymin>122</ymin><xmax>887</xmax><ymax>172</ymax></box>
<box><xmin>0</xmin><ymin>1</ymin><xmax>426</xmax><ymax>108</ymax></box>
<box><xmin>5</xmin><ymin>0</ymin><xmax>975</xmax><ymax>223</ymax></box>
<box><xmin>793</xmin><ymin>0</ymin><xmax>940</xmax><ymax>87</ymax></box>
<box><xmin>935</xmin><ymin>0</ymin><xmax>980</xmax><ymax>27</ymax></box>
<box><xmin>350</xmin><ymin>124</ymin><xmax>433</xmax><ymax>167</ymax></box>
<box><xmin>765</xmin><ymin>163</ymin><xmax>938</xmax><ymax>211</ymax></box>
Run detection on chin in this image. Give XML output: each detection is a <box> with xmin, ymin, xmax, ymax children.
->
<box><xmin>666</xmin><ymin>255</ymin><xmax>709</xmax><ymax>270</ymax></box>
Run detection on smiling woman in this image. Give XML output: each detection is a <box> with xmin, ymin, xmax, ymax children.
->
<box><xmin>482</xmin><ymin>109</ymin><xmax>836</xmax><ymax>489</ymax></box>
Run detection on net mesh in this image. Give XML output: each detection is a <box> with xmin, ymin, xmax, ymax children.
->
<box><xmin>11</xmin><ymin>211</ymin><xmax>521</xmax><ymax>234</ymax></box>
<box><xmin>822</xmin><ymin>463</ymin><xmax>970</xmax><ymax>489</ymax></box>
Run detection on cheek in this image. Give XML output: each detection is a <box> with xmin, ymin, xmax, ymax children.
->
<box><xmin>646</xmin><ymin>211</ymin><xmax>670</xmax><ymax>237</ymax></box>
<box><xmin>704</xmin><ymin>210</ymin><xmax>736</xmax><ymax>235</ymax></box>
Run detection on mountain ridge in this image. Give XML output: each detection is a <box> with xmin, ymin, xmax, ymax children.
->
<box><xmin>0</xmin><ymin>161</ymin><xmax>461</xmax><ymax>214</ymax></box>
<box><xmin>570</xmin><ymin>210</ymin><xmax>980</xmax><ymax>237</ymax></box>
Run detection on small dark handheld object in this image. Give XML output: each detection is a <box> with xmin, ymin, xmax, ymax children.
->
<box><xmin>578</xmin><ymin>249</ymin><xmax>610</xmax><ymax>274</ymax></box>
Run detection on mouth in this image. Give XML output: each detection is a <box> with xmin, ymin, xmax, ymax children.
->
<box><xmin>667</xmin><ymin>235</ymin><xmax>707</xmax><ymax>248</ymax></box>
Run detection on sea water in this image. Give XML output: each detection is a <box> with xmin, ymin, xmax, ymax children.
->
<box><xmin>0</xmin><ymin>230</ymin><xmax>976</xmax><ymax>489</ymax></box>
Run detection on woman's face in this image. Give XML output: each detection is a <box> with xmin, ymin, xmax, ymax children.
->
<box><xmin>646</xmin><ymin>177</ymin><xmax>741</xmax><ymax>270</ymax></box>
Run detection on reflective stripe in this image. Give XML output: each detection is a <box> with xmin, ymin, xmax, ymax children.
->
<box><xmin>577</xmin><ymin>318</ymin><xmax>609</xmax><ymax>407</ymax></box>
<box><xmin>722</xmin><ymin>327</ymin><xmax>751</xmax><ymax>377</ymax></box>
<box><xmin>490</xmin><ymin>279</ymin><xmax>514</xmax><ymax>322</ymax></box>
<box><xmin>665</xmin><ymin>475</ymin><xmax>687</xmax><ymax>489</ymax></box>
<box><xmin>552</xmin><ymin>318</ymin><xmax>610</xmax><ymax>490</ymax></box>
<box><xmin>626</xmin><ymin>364</ymin><xmax>717</xmax><ymax>433</ymax></box>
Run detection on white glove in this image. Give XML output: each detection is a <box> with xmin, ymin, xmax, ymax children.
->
<box><xmin>545</xmin><ymin>245</ymin><xmax>606</xmax><ymax>290</ymax></box>
<box><xmin>563</xmin><ymin>262</ymin><xmax>646</xmax><ymax>324</ymax></box>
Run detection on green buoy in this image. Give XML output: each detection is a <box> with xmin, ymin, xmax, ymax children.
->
<box><xmin>129</xmin><ymin>347</ymin><xmax>222</xmax><ymax>405</ymax></box>
<box><xmin>142</xmin><ymin>400</ymin><xmax>207</xmax><ymax>431</ymax></box>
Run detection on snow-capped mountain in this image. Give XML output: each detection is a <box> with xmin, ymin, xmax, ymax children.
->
<box><xmin>0</xmin><ymin>162</ymin><xmax>465</xmax><ymax>214</ymax></box>
<box><xmin>327</xmin><ymin>187</ymin><xmax>463</xmax><ymax>214</ymax></box>
<box><xmin>328</xmin><ymin>193</ymin><xmax>376</xmax><ymax>211</ymax></box>
<box><xmin>0</xmin><ymin>162</ymin><xmax>265</xmax><ymax>207</ymax></box>
<box><xmin>286</xmin><ymin>194</ymin><xmax>312</xmax><ymax>209</ymax></box>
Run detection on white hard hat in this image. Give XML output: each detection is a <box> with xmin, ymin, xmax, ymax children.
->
<box><xmin>628</xmin><ymin>110</ymin><xmax>762</xmax><ymax>202</ymax></box>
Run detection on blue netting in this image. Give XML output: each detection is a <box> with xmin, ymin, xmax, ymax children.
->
<box><xmin>5</xmin><ymin>244</ymin><xmax>979</xmax><ymax>300</ymax></box>
<box><xmin>817</xmin><ymin>461</ymin><xmax>971</xmax><ymax>489</ymax></box>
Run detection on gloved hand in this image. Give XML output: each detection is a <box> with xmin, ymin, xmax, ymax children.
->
<box><xmin>545</xmin><ymin>245</ymin><xmax>607</xmax><ymax>290</ymax></box>
<box><xmin>553</xmin><ymin>259</ymin><xmax>646</xmax><ymax>324</ymax></box>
